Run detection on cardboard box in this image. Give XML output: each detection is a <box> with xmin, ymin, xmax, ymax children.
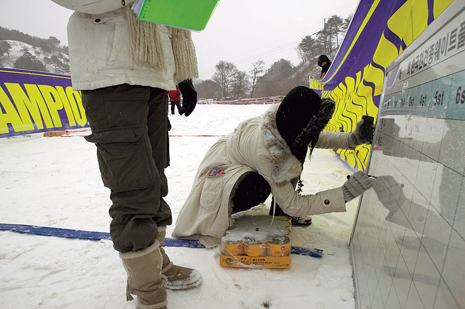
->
<box><xmin>220</xmin><ymin>215</ymin><xmax>291</xmax><ymax>269</ymax></box>
<box><xmin>220</xmin><ymin>255</ymin><xmax>290</xmax><ymax>268</ymax></box>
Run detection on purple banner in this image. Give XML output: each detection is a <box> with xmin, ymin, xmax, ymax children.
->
<box><xmin>321</xmin><ymin>0</ymin><xmax>408</xmax><ymax>92</ymax></box>
<box><xmin>310</xmin><ymin>0</ymin><xmax>453</xmax><ymax>171</ymax></box>
<box><xmin>0</xmin><ymin>68</ymin><xmax>88</xmax><ymax>138</ymax></box>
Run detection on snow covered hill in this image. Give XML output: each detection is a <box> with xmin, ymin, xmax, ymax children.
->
<box><xmin>0</xmin><ymin>39</ymin><xmax>70</xmax><ymax>75</ymax></box>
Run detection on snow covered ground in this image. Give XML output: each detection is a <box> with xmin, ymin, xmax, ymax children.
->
<box><xmin>0</xmin><ymin>103</ymin><xmax>360</xmax><ymax>309</ymax></box>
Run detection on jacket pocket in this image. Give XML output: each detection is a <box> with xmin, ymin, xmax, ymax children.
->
<box><xmin>85</xmin><ymin>127</ymin><xmax>154</xmax><ymax>192</ymax></box>
<box><xmin>200</xmin><ymin>174</ymin><xmax>225</xmax><ymax>210</ymax></box>
<box><xmin>88</xmin><ymin>12</ymin><xmax>127</xmax><ymax>69</ymax></box>
<box><xmin>107</xmin><ymin>21</ymin><xmax>122</xmax><ymax>65</ymax></box>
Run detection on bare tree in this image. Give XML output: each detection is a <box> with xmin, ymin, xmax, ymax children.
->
<box><xmin>195</xmin><ymin>79</ymin><xmax>220</xmax><ymax>99</ymax></box>
<box><xmin>249</xmin><ymin>60</ymin><xmax>264</xmax><ymax>98</ymax></box>
<box><xmin>212</xmin><ymin>60</ymin><xmax>238</xmax><ymax>99</ymax></box>
<box><xmin>231</xmin><ymin>71</ymin><xmax>250</xmax><ymax>99</ymax></box>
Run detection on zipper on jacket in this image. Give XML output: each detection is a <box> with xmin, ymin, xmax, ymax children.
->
<box><xmin>122</xmin><ymin>0</ymin><xmax>125</xmax><ymax>6</ymax></box>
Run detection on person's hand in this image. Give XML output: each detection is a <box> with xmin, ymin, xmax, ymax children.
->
<box><xmin>372</xmin><ymin>175</ymin><xmax>406</xmax><ymax>212</ymax></box>
<box><xmin>178</xmin><ymin>79</ymin><xmax>197</xmax><ymax>117</ymax></box>
<box><xmin>342</xmin><ymin>171</ymin><xmax>375</xmax><ymax>202</ymax></box>
<box><xmin>378</xmin><ymin>120</ymin><xmax>401</xmax><ymax>156</ymax></box>
<box><xmin>349</xmin><ymin>117</ymin><xmax>375</xmax><ymax>147</ymax></box>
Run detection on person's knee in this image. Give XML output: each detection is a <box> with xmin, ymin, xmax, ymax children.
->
<box><xmin>111</xmin><ymin>216</ymin><xmax>158</xmax><ymax>253</ymax></box>
<box><xmin>232</xmin><ymin>172</ymin><xmax>271</xmax><ymax>212</ymax></box>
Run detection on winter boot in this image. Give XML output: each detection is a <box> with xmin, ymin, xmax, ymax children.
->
<box><xmin>157</xmin><ymin>226</ymin><xmax>202</xmax><ymax>290</ymax></box>
<box><xmin>269</xmin><ymin>197</ymin><xmax>312</xmax><ymax>227</ymax></box>
<box><xmin>120</xmin><ymin>241</ymin><xmax>167</xmax><ymax>309</ymax></box>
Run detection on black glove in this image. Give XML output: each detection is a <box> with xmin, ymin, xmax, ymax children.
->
<box><xmin>342</xmin><ymin>171</ymin><xmax>375</xmax><ymax>202</ymax></box>
<box><xmin>349</xmin><ymin>116</ymin><xmax>375</xmax><ymax>147</ymax></box>
<box><xmin>178</xmin><ymin>79</ymin><xmax>197</xmax><ymax>117</ymax></box>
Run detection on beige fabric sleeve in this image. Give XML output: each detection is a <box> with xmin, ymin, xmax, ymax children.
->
<box><xmin>314</xmin><ymin>131</ymin><xmax>354</xmax><ymax>150</ymax></box>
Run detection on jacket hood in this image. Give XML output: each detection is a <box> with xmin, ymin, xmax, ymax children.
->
<box><xmin>318</xmin><ymin>54</ymin><xmax>331</xmax><ymax>66</ymax></box>
<box><xmin>261</xmin><ymin>104</ymin><xmax>302</xmax><ymax>185</ymax></box>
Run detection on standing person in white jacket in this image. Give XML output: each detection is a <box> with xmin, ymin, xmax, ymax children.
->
<box><xmin>51</xmin><ymin>1</ymin><xmax>201</xmax><ymax>308</ymax></box>
<box><xmin>173</xmin><ymin>86</ymin><xmax>376</xmax><ymax>247</ymax></box>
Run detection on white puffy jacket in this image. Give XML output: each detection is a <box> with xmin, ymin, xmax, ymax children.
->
<box><xmin>52</xmin><ymin>0</ymin><xmax>177</xmax><ymax>91</ymax></box>
<box><xmin>173</xmin><ymin>104</ymin><xmax>352</xmax><ymax>242</ymax></box>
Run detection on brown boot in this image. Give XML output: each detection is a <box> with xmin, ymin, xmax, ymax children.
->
<box><xmin>120</xmin><ymin>241</ymin><xmax>167</xmax><ymax>309</ymax></box>
<box><xmin>157</xmin><ymin>227</ymin><xmax>202</xmax><ymax>290</ymax></box>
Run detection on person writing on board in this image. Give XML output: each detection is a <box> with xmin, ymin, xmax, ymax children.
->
<box><xmin>51</xmin><ymin>1</ymin><xmax>202</xmax><ymax>308</ymax></box>
<box><xmin>173</xmin><ymin>86</ymin><xmax>376</xmax><ymax>247</ymax></box>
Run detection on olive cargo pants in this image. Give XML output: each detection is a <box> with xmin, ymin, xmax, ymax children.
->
<box><xmin>82</xmin><ymin>84</ymin><xmax>172</xmax><ymax>253</ymax></box>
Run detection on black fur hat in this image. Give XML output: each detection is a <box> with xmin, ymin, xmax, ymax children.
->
<box><xmin>276</xmin><ymin>86</ymin><xmax>335</xmax><ymax>162</ymax></box>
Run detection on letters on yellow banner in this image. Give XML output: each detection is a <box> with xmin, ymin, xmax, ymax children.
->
<box><xmin>0</xmin><ymin>83</ymin><xmax>86</xmax><ymax>135</ymax></box>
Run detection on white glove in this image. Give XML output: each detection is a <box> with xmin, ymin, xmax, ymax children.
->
<box><xmin>372</xmin><ymin>175</ymin><xmax>405</xmax><ymax>212</ymax></box>
<box><xmin>342</xmin><ymin>171</ymin><xmax>375</xmax><ymax>202</ymax></box>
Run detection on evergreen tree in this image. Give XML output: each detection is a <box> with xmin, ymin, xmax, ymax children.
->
<box><xmin>13</xmin><ymin>51</ymin><xmax>47</xmax><ymax>72</ymax></box>
<box><xmin>297</xmin><ymin>36</ymin><xmax>324</xmax><ymax>63</ymax></box>
<box><xmin>0</xmin><ymin>41</ymin><xmax>11</xmax><ymax>57</ymax></box>
<box><xmin>326</xmin><ymin>15</ymin><xmax>344</xmax><ymax>50</ymax></box>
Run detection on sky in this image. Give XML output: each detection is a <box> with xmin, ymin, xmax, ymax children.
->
<box><xmin>0</xmin><ymin>0</ymin><xmax>359</xmax><ymax>80</ymax></box>
<box><xmin>0</xmin><ymin>104</ymin><xmax>360</xmax><ymax>308</ymax></box>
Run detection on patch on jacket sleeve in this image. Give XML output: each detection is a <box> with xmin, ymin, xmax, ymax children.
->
<box><xmin>209</xmin><ymin>166</ymin><xmax>225</xmax><ymax>176</ymax></box>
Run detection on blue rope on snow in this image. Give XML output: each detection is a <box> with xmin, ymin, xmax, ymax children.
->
<box><xmin>0</xmin><ymin>223</ymin><xmax>112</xmax><ymax>241</ymax></box>
<box><xmin>0</xmin><ymin>223</ymin><xmax>322</xmax><ymax>257</ymax></box>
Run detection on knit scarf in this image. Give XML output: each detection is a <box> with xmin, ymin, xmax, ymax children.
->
<box><xmin>126</xmin><ymin>4</ymin><xmax>199</xmax><ymax>83</ymax></box>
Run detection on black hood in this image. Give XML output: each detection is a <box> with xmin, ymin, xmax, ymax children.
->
<box><xmin>276</xmin><ymin>86</ymin><xmax>335</xmax><ymax>162</ymax></box>
<box><xmin>318</xmin><ymin>54</ymin><xmax>331</xmax><ymax>66</ymax></box>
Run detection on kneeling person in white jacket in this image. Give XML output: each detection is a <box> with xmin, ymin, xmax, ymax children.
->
<box><xmin>173</xmin><ymin>86</ymin><xmax>375</xmax><ymax>247</ymax></box>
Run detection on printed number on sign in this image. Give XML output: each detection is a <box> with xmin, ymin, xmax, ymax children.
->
<box><xmin>456</xmin><ymin>86</ymin><xmax>465</xmax><ymax>104</ymax></box>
